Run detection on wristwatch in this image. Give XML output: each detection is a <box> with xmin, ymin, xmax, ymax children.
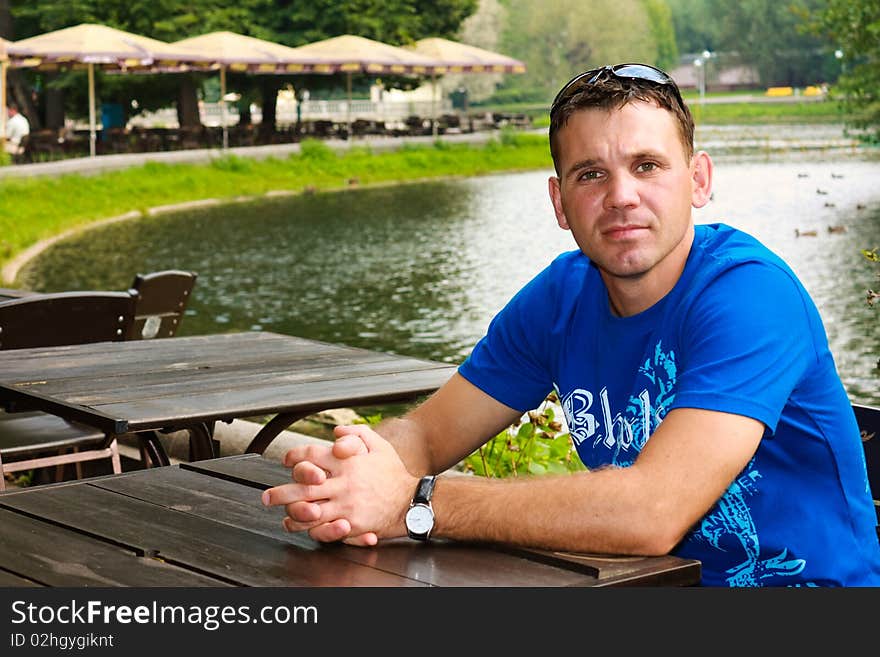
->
<box><xmin>405</xmin><ymin>475</ymin><xmax>436</xmax><ymax>540</ymax></box>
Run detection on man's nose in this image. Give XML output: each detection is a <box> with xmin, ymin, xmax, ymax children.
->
<box><xmin>603</xmin><ymin>173</ymin><xmax>640</xmax><ymax>210</ymax></box>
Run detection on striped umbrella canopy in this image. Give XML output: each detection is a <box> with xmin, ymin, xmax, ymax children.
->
<box><xmin>171</xmin><ymin>31</ymin><xmax>340</xmax><ymax>148</ymax></box>
<box><xmin>404</xmin><ymin>38</ymin><xmax>526</xmax><ymax>136</ymax></box>
<box><xmin>290</xmin><ymin>34</ymin><xmax>444</xmax><ymax>75</ymax></box>
<box><xmin>7</xmin><ymin>23</ymin><xmax>210</xmax><ymax>157</ymax></box>
<box><xmin>405</xmin><ymin>37</ymin><xmax>526</xmax><ymax>73</ymax></box>
<box><xmin>282</xmin><ymin>34</ymin><xmax>444</xmax><ymax>131</ymax></box>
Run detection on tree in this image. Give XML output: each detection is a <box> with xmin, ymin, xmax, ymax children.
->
<box><xmin>498</xmin><ymin>0</ymin><xmax>672</xmax><ymax>102</ymax></box>
<box><xmin>807</xmin><ymin>0</ymin><xmax>880</xmax><ymax>143</ymax></box>
<box><xmin>723</xmin><ymin>0</ymin><xmax>837</xmax><ymax>87</ymax></box>
<box><xmin>666</xmin><ymin>0</ymin><xmax>720</xmax><ymax>54</ymax></box>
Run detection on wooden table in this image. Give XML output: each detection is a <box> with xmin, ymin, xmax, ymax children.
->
<box><xmin>0</xmin><ymin>331</ymin><xmax>457</xmax><ymax>465</ymax></box>
<box><xmin>0</xmin><ymin>453</ymin><xmax>701</xmax><ymax>587</ymax></box>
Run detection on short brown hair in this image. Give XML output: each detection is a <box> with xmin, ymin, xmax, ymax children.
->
<box><xmin>548</xmin><ymin>66</ymin><xmax>695</xmax><ymax>174</ymax></box>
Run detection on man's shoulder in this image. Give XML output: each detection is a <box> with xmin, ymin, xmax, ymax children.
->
<box><xmin>694</xmin><ymin>222</ymin><xmax>789</xmax><ymax>272</ymax></box>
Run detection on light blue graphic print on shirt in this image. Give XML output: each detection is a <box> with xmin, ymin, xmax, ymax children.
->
<box><xmin>559</xmin><ymin>340</ymin><xmax>811</xmax><ymax>586</ymax></box>
<box><xmin>695</xmin><ymin>464</ymin><xmax>808</xmax><ymax>586</ymax></box>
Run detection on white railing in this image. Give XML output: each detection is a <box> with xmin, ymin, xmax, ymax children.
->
<box><xmin>129</xmin><ymin>99</ymin><xmax>454</xmax><ymax>129</ymax></box>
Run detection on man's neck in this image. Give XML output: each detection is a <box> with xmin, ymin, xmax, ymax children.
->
<box><xmin>603</xmin><ymin>224</ymin><xmax>695</xmax><ymax>317</ymax></box>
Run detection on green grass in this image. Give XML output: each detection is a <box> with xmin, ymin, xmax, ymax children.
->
<box><xmin>692</xmin><ymin>99</ymin><xmax>849</xmax><ymax>125</ymax></box>
<box><xmin>0</xmin><ymin>132</ymin><xmax>553</xmax><ymax>280</ymax></box>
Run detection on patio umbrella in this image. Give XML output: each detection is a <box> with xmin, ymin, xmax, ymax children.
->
<box><xmin>405</xmin><ymin>38</ymin><xmax>527</xmax><ymax>136</ymax></box>
<box><xmin>170</xmin><ymin>31</ymin><xmax>334</xmax><ymax>148</ymax></box>
<box><xmin>6</xmin><ymin>23</ymin><xmax>209</xmax><ymax>157</ymax></box>
<box><xmin>290</xmin><ymin>35</ymin><xmax>444</xmax><ymax>132</ymax></box>
<box><xmin>405</xmin><ymin>37</ymin><xmax>526</xmax><ymax>73</ymax></box>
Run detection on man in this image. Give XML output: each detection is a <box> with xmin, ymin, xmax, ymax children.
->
<box><xmin>263</xmin><ymin>63</ymin><xmax>880</xmax><ymax>586</ymax></box>
<box><xmin>4</xmin><ymin>102</ymin><xmax>30</xmax><ymax>156</ymax></box>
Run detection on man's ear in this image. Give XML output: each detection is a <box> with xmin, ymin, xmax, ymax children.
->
<box><xmin>691</xmin><ymin>150</ymin><xmax>713</xmax><ymax>209</ymax></box>
<box><xmin>548</xmin><ymin>176</ymin><xmax>570</xmax><ymax>230</ymax></box>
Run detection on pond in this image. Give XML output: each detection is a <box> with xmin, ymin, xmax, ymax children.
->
<box><xmin>18</xmin><ymin>131</ymin><xmax>880</xmax><ymax>405</ymax></box>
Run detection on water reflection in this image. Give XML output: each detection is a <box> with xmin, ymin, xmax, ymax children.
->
<box><xmin>19</xmin><ymin>151</ymin><xmax>880</xmax><ymax>404</ymax></box>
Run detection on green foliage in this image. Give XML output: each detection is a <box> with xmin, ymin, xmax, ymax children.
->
<box><xmin>642</xmin><ymin>0</ymin><xmax>679</xmax><ymax>72</ymax></box>
<box><xmin>210</xmin><ymin>154</ymin><xmax>254</xmax><ymax>173</ymax></box>
<box><xmin>808</xmin><ymin>0</ymin><xmax>880</xmax><ymax>143</ymax></box>
<box><xmin>0</xmin><ymin>150</ymin><xmax>10</xmax><ymax>168</ymax></box>
<box><xmin>497</xmin><ymin>0</ymin><xmax>666</xmax><ymax>101</ymax></box>
<box><xmin>298</xmin><ymin>139</ymin><xmax>337</xmax><ymax>162</ymax></box>
<box><xmin>462</xmin><ymin>392</ymin><xmax>586</xmax><ymax>478</ymax></box>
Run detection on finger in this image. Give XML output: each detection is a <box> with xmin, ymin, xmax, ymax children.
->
<box><xmin>306</xmin><ymin>518</ymin><xmax>352</xmax><ymax>543</ymax></box>
<box><xmin>262</xmin><ymin>478</ymin><xmax>337</xmax><ymax>507</ymax></box>
<box><xmin>281</xmin><ymin>443</ymin><xmax>337</xmax><ymax>470</ymax></box>
<box><xmin>285</xmin><ymin>500</ymin><xmax>322</xmax><ymax>523</ymax></box>
<box><xmin>331</xmin><ymin>433</ymin><xmax>368</xmax><ymax>459</ymax></box>
<box><xmin>342</xmin><ymin>532</ymin><xmax>379</xmax><ymax>547</ymax></box>
<box><xmin>333</xmin><ymin>424</ymin><xmax>387</xmax><ymax>453</ymax></box>
<box><xmin>292</xmin><ymin>461</ymin><xmax>326</xmax><ymax>485</ymax></box>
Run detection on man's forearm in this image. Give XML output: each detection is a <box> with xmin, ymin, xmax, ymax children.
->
<box><xmin>429</xmin><ymin>467</ymin><xmax>678</xmax><ymax>556</ymax></box>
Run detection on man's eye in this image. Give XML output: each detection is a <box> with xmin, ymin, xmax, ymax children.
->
<box><xmin>580</xmin><ymin>170</ymin><xmax>601</xmax><ymax>181</ymax></box>
<box><xmin>637</xmin><ymin>162</ymin><xmax>658</xmax><ymax>173</ymax></box>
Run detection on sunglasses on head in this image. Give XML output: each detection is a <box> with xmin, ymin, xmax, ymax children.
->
<box><xmin>550</xmin><ymin>63</ymin><xmax>685</xmax><ymax>118</ymax></box>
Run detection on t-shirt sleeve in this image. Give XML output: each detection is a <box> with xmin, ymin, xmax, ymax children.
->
<box><xmin>671</xmin><ymin>261</ymin><xmax>822</xmax><ymax>432</ymax></box>
<box><xmin>458</xmin><ymin>267</ymin><xmax>558</xmax><ymax>413</ymax></box>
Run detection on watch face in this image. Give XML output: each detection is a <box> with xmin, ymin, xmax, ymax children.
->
<box><xmin>405</xmin><ymin>504</ymin><xmax>434</xmax><ymax>535</ymax></box>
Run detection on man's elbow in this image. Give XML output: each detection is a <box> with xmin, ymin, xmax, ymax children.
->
<box><xmin>628</xmin><ymin>501</ymin><xmax>696</xmax><ymax>556</ymax></box>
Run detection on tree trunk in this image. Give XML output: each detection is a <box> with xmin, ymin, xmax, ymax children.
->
<box><xmin>176</xmin><ymin>74</ymin><xmax>201</xmax><ymax>128</ymax></box>
<box><xmin>44</xmin><ymin>79</ymin><xmax>65</xmax><ymax>131</ymax></box>
<box><xmin>258</xmin><ymin>78</ymin><xmax>279</xmax><ymax>142</ymax></box>
<box><xmin>0</xmin><ymin>0</ymin><xmax>12</xmax><ymax>40</ymax></box>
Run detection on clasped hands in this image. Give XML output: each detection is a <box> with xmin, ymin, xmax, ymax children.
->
<box><xmin>261</xmin><ymin>424</ymin><xmax>419</xmax><ymax>546</ymax></box>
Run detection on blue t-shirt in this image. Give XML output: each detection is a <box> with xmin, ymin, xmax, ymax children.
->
<box><xmin>459</xmin><ymin>223</ymin><xmax>880</xmax><ymax>586</ymax></box>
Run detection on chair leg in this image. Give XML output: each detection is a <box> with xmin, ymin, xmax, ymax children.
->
<box><xmin>109</xmin><ymin>438</ymin><xmax>121</xmax><ymax>474</ymax></box>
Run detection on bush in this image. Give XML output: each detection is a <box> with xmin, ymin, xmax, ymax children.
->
<box><xmin>462</xmin><ymin>391</ymin><xmax>586</xmax><ymax>477</ymax></box>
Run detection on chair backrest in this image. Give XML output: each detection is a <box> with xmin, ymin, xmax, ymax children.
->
<box><xmin>851</xmin><ymin>403</ymin><xmax>880</xmax><ymax>524</ymax></box>
<box><xmin>0</xmin><ymin>290</ymin><xmax>137</xmax><ymax>350</ymax></box>
<box><xmin>128</xmin><ymin>270</ymin><xmax>197</xmax><ymax>340</ymax></box>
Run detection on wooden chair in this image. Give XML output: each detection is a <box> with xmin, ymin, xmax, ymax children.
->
<box><xmin>126</xmin><ymin>270</ymin><xmax>202</xmax><ymax>466</ymax></box>
<box><xmin>851</xmin><ymin>403</ymin><xmax>880</xmax><ymax>539</ymax></box>
<box><xmin>0</xmin><ymin>290</ymin><xmax>137</xmax><ymax>490</ymax></box>
<box><xmin>128</xmin><ymin>270</ymin><xmax>197</xmax><ymax>340</ymax></box>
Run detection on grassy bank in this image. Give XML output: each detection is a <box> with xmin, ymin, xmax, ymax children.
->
<box><xmin>0</xmin><ymin>132</ymin><xmax>552</xmax><ymax>281</ymax></box>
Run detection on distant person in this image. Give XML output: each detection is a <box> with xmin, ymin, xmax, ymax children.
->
<box><xmin>263</xmin><ymin>62</ymin><xmax>880</xmax><ymax>586</ymax></box>
<box><xmin>4</xmin><ymin>103</ymin><xmax>30</xmax><ymax>156</ymax></box>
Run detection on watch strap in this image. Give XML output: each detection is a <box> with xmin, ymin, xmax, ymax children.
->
<box><xmin>412</xmin><ymin>475</ymin><xmax>436</xmax><ymax>505</ymax></box>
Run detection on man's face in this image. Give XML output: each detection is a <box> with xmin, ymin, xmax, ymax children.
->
<box><xmin>548</xmin><ymin>101</ymin><xmax>710</xmax><ymax>286</ymax></box>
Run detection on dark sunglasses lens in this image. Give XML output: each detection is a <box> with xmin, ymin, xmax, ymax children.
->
<box><xmin>551</xmin><ymin>63</ymin><xmax>681</xmax><ymax>117</ymax></box>
<box><xmin>612</xmin><ymin>64</ymin><xmax>671</xmax><ymax>84</ymax></box>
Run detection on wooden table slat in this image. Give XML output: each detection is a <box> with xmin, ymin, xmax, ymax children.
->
<box><xmin>0</xmin><ymin>508</ymin><xmax>229</xmax><ymax>587</ymax></box>
<box><xmin>36</xmin><ymin>355</ymin><xmax>452</xmax><ymax>406</ymax></box>
<box><xmin>93</xmin><ymin>368</ymin><xmax>453</xmax><ymax>429</ymax></box>
<box><xmin>0</xmin><ymin>475</ymin><xmax>422</xmax><ymax>587</ymax></box>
